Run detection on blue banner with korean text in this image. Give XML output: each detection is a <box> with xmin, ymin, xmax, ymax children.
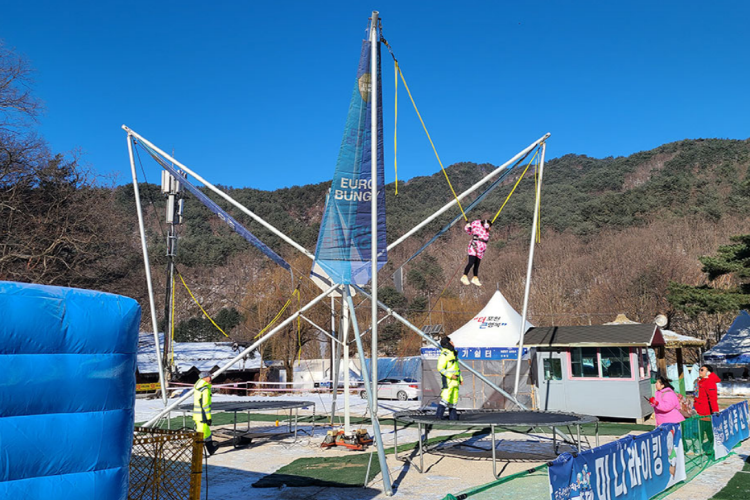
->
<box><xmin>421</xmin><ymin>347</ymin><xmax>528</xmax><ymax>360</ymax></box>
<box><xmin>548</xmin><ymin>423</ymin><xmax>686</xmax><ymax>500</ymax></box>
<box><xmin>712</xmin><ymin>400</ymin><xmax>750</xmax><ymax>459</ymax></box>
<box><xmin>311</xmin><ymin>37</ymin><xmax>386</xmax><ymax>286</ymax></box>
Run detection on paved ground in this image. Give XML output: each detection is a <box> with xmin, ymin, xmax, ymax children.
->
<box><xmin>136</xmin><ymin>394</ymin><xmax>750</xmax><ymax>500</ymax></box>
<box><xmin>663</xmin><ymin>439</ymin><xmax>750</xmax><ymax>500</ymax></box>
<box><xmin>197</xmin><ymin>422</ymin><xmax>600</xmax><ymax>500</ymax></box>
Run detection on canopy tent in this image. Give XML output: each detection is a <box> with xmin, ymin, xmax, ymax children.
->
<box><xmin>447</xmin><ymin>290</ymin><xmax>533</xmax><ymax>349</ymax></box>
<box><xmin>704</xmin><ymin>310</ymin><xmax>750</xmax><ymax>365</ymax></box>
<box><xmin>421</xmin><ymin>290</ymin><xmax>534</xmax><ymax>409</ymax></box>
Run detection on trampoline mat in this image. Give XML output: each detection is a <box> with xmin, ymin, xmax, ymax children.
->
<box><xmin>394</xmin><ymin>409</ymin><xmax>597</xmax><ymax>427</ymax></box>
<box><xmin>178</xmin><ymin>400</ymin><xmax>315</xmax><ymax>412</ymax></box>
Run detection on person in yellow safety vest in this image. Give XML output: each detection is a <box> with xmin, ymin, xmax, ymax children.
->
<box><xmin>436</xmin><ymin>336</ymin><xmax>462</xmax><ymax>421</ymax></box>
<box><xmin>193</xmin><ymin>371</ymin><xmax>218</xmax><ymax>456</ymax></box>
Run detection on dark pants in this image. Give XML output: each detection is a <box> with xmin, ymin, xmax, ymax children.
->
<box><xmin>464</xmin><ymin>255</ymin><xmax>481</xmax><ymax>277</ymax></box>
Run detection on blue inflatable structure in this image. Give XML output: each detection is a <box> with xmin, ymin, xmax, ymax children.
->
<box><xmin>0</xmin><ymin>281</ymin><xmax>141</xmax><ymax>499</ymax></box>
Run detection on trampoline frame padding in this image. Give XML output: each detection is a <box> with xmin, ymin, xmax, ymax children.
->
<box><xmin>393</xmin><ymin>409</ymin><xmax>599</xmax><ymax>479</ymax></box>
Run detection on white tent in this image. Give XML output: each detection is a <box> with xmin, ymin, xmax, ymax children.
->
<box><xmin>421</xmin><ymin>289</ymin><xmax>534</xmax><ymax>409</ymax></box>
<box><xmin>448</xmin><ymin>290</ymin><xmax>533</xmax><ymax>349</ymax></box>
<box><xmin>705</xmin><ymin>310</ymin><xmax>750</xmax><ymax>364</ymax></box>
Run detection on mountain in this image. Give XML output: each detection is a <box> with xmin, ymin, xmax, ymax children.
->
<box><xmin>59</xmin><ymin>139</ymin><xmax>750</xmax><ymax>353</ymax></box>
<box><xmin>118</xmin><ymin>138</ymin><xmax>750</xmax><ymax>267</ymax></box>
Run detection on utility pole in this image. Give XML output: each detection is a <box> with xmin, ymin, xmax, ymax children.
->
<box><xmin>161</xmin><ymin>166</ymin><xmax>185</xmax><ymax>380</ymax></box>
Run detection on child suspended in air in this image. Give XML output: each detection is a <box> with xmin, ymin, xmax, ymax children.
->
<box><xmin>461</xmin><ymin>219</ymin><xmax>492</xmax><ymax>287</ymax></box>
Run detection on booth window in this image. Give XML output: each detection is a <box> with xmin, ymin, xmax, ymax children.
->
<box><xmin>600</xmin><ymin>347</ymin><xmax>631</xmax><ymax>378</ymax></box>
<box><xmin>571</xmin><ymin>347</ymin><xmax>599</xmax><ymax>378</ymax></box>
<box><xmin>543</xmin><ymin>358</ymin><xmax>562</xmax><ymax>381</ymax></box>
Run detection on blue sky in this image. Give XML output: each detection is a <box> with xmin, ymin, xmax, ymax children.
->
<box><xmin>2</xmin><ymin>1</ymin><xmax>748</xmax><ymax>191</ymax></box>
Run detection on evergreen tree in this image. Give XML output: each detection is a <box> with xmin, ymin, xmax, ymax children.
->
<box><xmin>668</xmin><ymin>234</ymin><xmax>750</xmax><ymax>316</ymax></box>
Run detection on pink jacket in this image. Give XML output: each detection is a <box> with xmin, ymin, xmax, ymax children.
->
<box><xmin>465</xmin><ymin>220</ymin><xmax>490</xmax><ymax>259</ymax></box>
<box><xmin>651</xmin><ymin>387</ymin><xmax>685</xmax><ymax>425</ymax></box>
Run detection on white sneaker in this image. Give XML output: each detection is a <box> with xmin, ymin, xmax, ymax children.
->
<box><xmin>471</xmin><ymin>277</ymin><xmax>482</xmax><ymax>287</ymax></box>
<box><xmin>460</xmin><ymin>275</ymin><xmax>470</xmax><ymax>285</ymax></box>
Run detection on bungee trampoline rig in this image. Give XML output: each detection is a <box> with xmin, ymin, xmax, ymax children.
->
<box><xmin>127</xmin><ymin>11</ymin><xmax>561</xmax><ymax>496</ymax></box>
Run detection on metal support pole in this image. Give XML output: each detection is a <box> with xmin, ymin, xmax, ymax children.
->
<box><xmin>163</xmin><ymin>255</ymin><xmax>174</xmax><ymax>378</ymax></box>
<box><xmin>513</xmin><ymin>141</ymin><xmax>547</xmax><ymax>397</ymax></box>
<box><xmin>492</xmin><ymin>424</ymin><xmax>497</xmax><ymax>478</ymax></box>
<box><xmin>370</xmin><ymin>10</ymin><xmax>380</xmax><ymax>408</ymax></box>
<box><xmin>142</xmin><ymin>284</ymin><xmax>338</xmax><ymax>427</ymax></box>
<box><xmin>300</xmin><ymin>314</ymin><xmax>341</xmax><ymax>345</ymax></box>
<box><xmin>596</xmin><ymin>422</ymin><xmax>600</xmax><ymax>447</ymax></box>
<box><xmin>345</xmin><ymin>288</ymin><xmax>393</xmax><ymax>496</ymax></box>
<box><xmin>552</xmin><ymin>426</ymin><xmax>557</xmax><ymax>454</ymax></box>
<box><xmin>126</xmin><ymin>134</ymin><xmax>168</xmax><ymax>404</ymax></box>
<box><xmin>418</xmin><ymin>422</ymin><xmax>424</xmax><ymax>472</ymax></box>
<box><xmin>331</xmin><ymin>298</ymin><xmax>342</xmax><ymax>426</ymax></box>
<box><xmin>343</xmin><ymin>297</ymin><xmax>351</xmax><ymax>435</ymax></box>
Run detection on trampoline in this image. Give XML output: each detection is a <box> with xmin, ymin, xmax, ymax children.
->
<box><xmin>177</xmin><ymin>400</ymin><xmax>316</xmax><ymax>448</ymax></box>
<box><xmin>393</xmin><ymin>409</ymin><xmax>599</xmax><ymax>478</ymax></box>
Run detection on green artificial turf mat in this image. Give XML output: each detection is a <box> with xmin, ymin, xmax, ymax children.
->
<box><xmin>252</xmin><ymin>430</ymin><xmax>487</xmax><ymax>488</ymax></box>
<box><xmin>710</xmin><ymin>471</ymin><xmax>750</xmax><ymax>500</ymax></box>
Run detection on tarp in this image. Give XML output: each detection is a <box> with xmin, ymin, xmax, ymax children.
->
<box><xmin>311</xmin><ymin>37</ymin><xmax>386</xmax><ymax>286</ymax></box>
<box><xmin>0</xmin><ymin>281</ymin><xmax>140</xmax><ymax>500</ymax></box>
<box><xmin>363</xmin><ymin>356</ymin><xmax>421</xmax><ymax>381</ymax></box>
<box><xmin>548</xmin><ymin>423</ymin><xmax>686</xmax><ymax>500</ymax></box>
<box><xmin>449</xmin><ymin>290</ymin><xmax>532</xmax><ymax>349</ymax></box>
<box><xmin>704</xmin><ymin>310</ymin><xmax>750</xmax><ymax>364</ymax></box>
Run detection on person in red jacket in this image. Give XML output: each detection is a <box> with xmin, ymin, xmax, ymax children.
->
<box><xmin>694</xmin><ymin>364</ymin><xmax>721</xmax><ymax>416</ymax></box>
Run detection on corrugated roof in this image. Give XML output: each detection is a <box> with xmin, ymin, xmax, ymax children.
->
<box><xmin>523</xmin><ymin>324</ymin><xmax>665</xmax><ymax>347</ymax></box>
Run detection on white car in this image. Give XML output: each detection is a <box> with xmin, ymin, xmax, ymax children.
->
<box><xmin>360</xmin><ymin>378</ymin><xmax>420</xmax><ymax>401</ymax></box>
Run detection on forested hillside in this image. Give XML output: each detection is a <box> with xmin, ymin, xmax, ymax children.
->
<box><xmin>98</xmin><ymin>137</ymin><xmax>750</xmax><ymax>361</ymax></box>
<box><xmin>3</xmin><ymin>39</ymin><xmax>750</xmax><ymax>361</ymax></box>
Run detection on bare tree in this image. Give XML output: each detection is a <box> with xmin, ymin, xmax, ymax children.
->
<box><xmin>0</xmin><ymin>43</ymin><xmax>134</xmax><ymax>291</ymax></box>
<box><xmin>0</xmin><ymin>42</ymin><xmax>42</xmax><ymax>131</ymax></box>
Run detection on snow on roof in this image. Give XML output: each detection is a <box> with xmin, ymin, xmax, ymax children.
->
<box><xmin>137</xmin><ymin>333</ymin><xmax>263</xmax><ymax>375</ymax></box>
<box><xmin>660</xmin><ymin>329</ymin><xmax>706</xmax><ymax>348</ymax></box>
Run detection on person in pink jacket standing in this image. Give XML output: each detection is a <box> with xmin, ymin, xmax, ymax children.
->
<box><xmin>461</xmin><ymin>219</ymin><xmax>492</xmax><ymax>287</ymax></box>
<box><xmin>649</xmin><ymin>376</ymin><xmax>686</xmax><ymax>426</ymax></box>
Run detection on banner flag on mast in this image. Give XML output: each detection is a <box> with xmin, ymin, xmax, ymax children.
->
<box><xmin>312</xmin><ymin>37</ymin><xmax>386</xmax><ymax>286</ymax></box>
